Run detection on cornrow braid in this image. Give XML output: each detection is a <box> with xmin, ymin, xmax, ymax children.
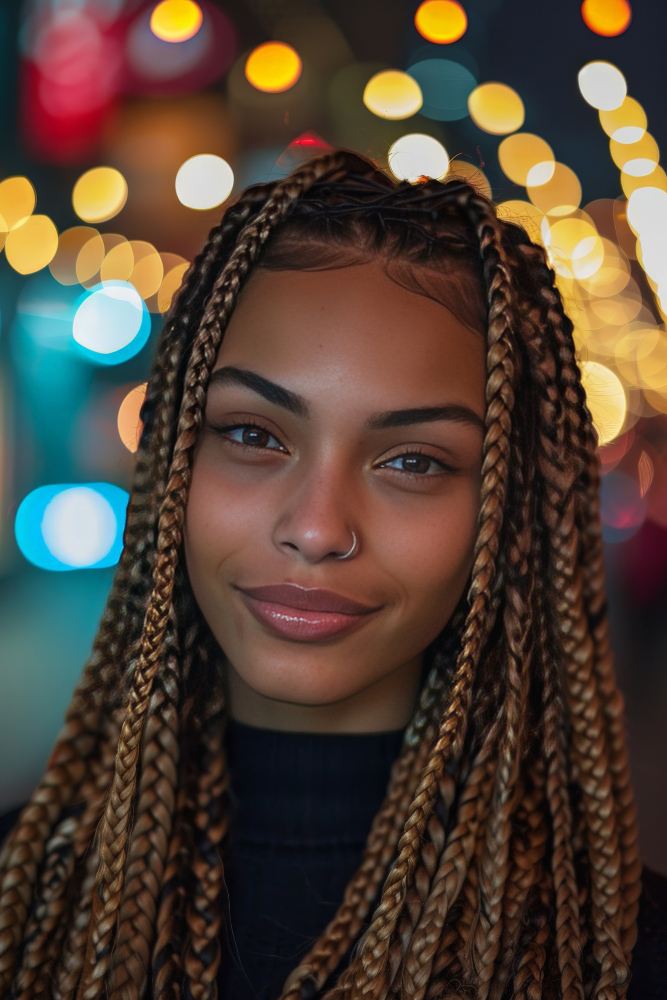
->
<box><xmin>0</xmin><ymin>148</ymin><xmax>640</xmax><ymax>1000</ymax></box>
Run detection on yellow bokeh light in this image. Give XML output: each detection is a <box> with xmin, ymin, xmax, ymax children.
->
<box><xmin>118</xmin><ymin>383</ymin><xmax>147</xmax><ymax>453</ymax></box>
<box><xmin>581</xmin><ymin>0</ymin><xmax>632</xmax><ymax>37</ymax></box>
<box><xmin>73</xmin><ymin>167</ymin><xmax>128</xmax><ymax>224</ymax></box>
<box><xmin>245</xmin><ymin>42</ymin><xmax>302</xmax><ymax>93</ymax></box>
<box><xmin>527</xmin><ymin>163</ymin><xmax>581</xmax><ymax>217</ymax></box>
<box><xmin>388</xmin><ymin>134</ymin><xmax>449</xmax><ymax>183</ymax></box>
<box><xmin>546</xmin><ymin>217</ymin><xmax>604</xmax><ymax>280</ymax></box>
<box><xmin>590</xmin><ymin>280</ymin><xmax>642</xmax><ymax>326</ymax></box>
<box><xmin>496</xmin><ymin>200</ymin><xmax>545</xmax><ymax>245</ymax></box>
<box><xmin>0</xmin><ymin>176</ymin><xmax>36</xmax><ymax>231</ymax></box>
<box><xmin>445</xmin><ymin>159</ymin><xmax>492</xmax><ymax>199</ymax></box>
<box><xmin>610</xmin><ymin>133</ymin><xmax>660</xmax><ymax>177</ymax></box>
<box><xmin>363</xmin><ymin>70</ymin><xmax>423</xmax><ymax>120</ymax></box>
<box><xmin>158</xmin><ymin>257</ymin><xmax>189</xmax><ymax>314</ymax></box>
<box><xmin>149</xmin><ymin>0</ymin><xmax>203</xmax><ymax>43</ymax></box>
<box><xmin>100</xmin><ymin>241</ymin><xmax>135</xmax><ymax>283</ymax></box>
<box><xmin>615</xmin><ymin>325</ymin><xmax>662</xmax><ymax>387</ymax></box>
<box><xmin>599</xmin><ymin>97</ymin><xmax>646</xmax><ymax>144</ymax></box>
<box><xmin>580</xmin><ymin>360</ymin><xmax>627</xmax><ymax>444</ymax></box>
<box><xmin>76</xmin><ymin>233</ymin><xmax>126</xmax><ymax>286</ymax></box>
<box><xmin>578</xmin><ymin>238</ymin><xmax>631</xmax><ymax>298</ymax></box>
<box><xmin>414</xmin><ymin>0</ymin><xmax>467</xmax><ymax>43</ymax></box>
<box><xmin>578</xmin><ymin>61</ymin><xmax>626</xmax><ymax>111</ymax></box>
<box><xmin>621</xmin><ymin>165</ymin><xmax>667</xmax><ymax>200</ymax></box>
<box><xmin>497</xmin><ymin>133</ymin><xmax>555</xmax><ymax>187</ymax></box>
<box><xmin>5</xmin><ymin>215</ymin><xmax>58</xmax><ymax>274</ymax></box>
<box><xmin>129</xmin><ymin>242</ymin><xmax>164</xmax><ymax>300</ymax></box>
<box><xmin>49</xmin><ymin>226</ymin><xmax>99</xmax><ymax>285</ymax></box>
<box><xmin>468</xmin><ymin>83</ymin><xmax>524</xmax><ymax>135</ymax></box>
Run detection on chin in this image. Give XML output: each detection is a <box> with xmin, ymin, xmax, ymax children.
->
<box><xmin>239</xmin><ymin>657</ymin><xmax>366</xmax><ymax>708</ymax></box>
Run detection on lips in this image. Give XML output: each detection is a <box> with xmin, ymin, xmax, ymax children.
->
<box><xmin>235</xmin><ymin>584</ymin><xmax>381</xmax><ymax>642</ymax></box>
<box><xmin>238</xmin><ymin>584</ymin><xmax>377</xmax><ymax>615</ymax></box>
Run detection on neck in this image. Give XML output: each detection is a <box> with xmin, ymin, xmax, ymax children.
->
<box><xmin>225</xmin><ymin>654</ymin><xmax>423</xmax><ymax>734</ymax></box>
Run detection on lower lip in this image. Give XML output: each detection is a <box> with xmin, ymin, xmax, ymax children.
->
<box><xmin>239</xmin><ymin>593</ymin><xmax>377</xmax><ymax>642</ymax></box>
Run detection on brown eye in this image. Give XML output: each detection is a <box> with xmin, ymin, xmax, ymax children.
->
<box><xmin>241</xmin><ymin>427</ymin><xmax>270</xmax><ymax>447</ymax></box>
<box><xmin>400</xmin><ymin>454</ymin><xmax>432</xmax><ymax>475</ymax></box>
<box><xmin>381</xmin><ymin>452</ymin><xmax>453</xmax><ymax>477</ymax></box>
<box><xmin>219</xmin><ymin>423</ymin><xmax>286</xmax><ymax>452</ymax></box>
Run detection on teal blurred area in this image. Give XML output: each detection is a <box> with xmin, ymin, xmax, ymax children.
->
<box><xmin>0</xmin><ymin>566</ymin><xmax>114</xmax><ymax>811</ymax></box>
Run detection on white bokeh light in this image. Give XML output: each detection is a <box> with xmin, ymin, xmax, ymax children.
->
<box><xmin>388</xmin><ymin>134</ymin><xmax>449</xmax><ymax>183</ymax></box>
<box><xmin>73</xmin><ymin>282</ymin><xmax>145</xmax><ymax>355</ymax></box>
<box><xmin>41</xmin><ymin>487</ymin><xmax>117</xmax><ymax>568</ymax></box>
<box><xmin>577</xmin><ymin>61</ymin><xmax>627</xmax><ymax>112</ymax></box>
<box><xmin>175</xmin><ymin>154</ymin><xmax>234</xmax><ymax>210</ymax></box>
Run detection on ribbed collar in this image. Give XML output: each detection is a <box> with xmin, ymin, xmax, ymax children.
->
<box><xmin>225</xmin><ymin>720</ymin><xmax>405</xmax><ymax>848</ymax></box>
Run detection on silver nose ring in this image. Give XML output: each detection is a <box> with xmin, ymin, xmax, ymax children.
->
<box><xmin>336</xmin><ymin>530</ymin><xmax>358</xmax><ymax>560</ymax></box>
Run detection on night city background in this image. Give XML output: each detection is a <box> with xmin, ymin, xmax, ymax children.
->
<box><xmin>0</xmin><ymin>0</ymin><xmax>665</xmax><ymax>874</ymax></box>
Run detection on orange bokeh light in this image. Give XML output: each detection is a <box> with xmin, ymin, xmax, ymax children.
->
<box><xmin>581</xmin><ymin>0</ymin><xmax>632</xmax><ymax>37</ymax></box>
<box><xmin>118</xmin><ymin>383</ymin><xmax>147</xmax><ymax>454</ymax></box>
<box><xmin>150</xmin><ymin>0</ymin><xmax>203</xmax><ymax>43</ymax></box>
<box><xmin>414</xmin><ymin>0</ymin><xmax>468</xmax><ymax>44</ymax></box>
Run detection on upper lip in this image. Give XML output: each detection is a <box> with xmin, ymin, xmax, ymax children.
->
<box><xmin>237</xmin><ymin>584</ymin><xmax>379</xmax><ymax>615</ymax></box>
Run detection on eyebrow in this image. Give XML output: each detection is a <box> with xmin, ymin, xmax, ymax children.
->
<box><xmin>208</xmin><ymin>365</ymin><xmax>485</xmax><ymax>433</ymax></box>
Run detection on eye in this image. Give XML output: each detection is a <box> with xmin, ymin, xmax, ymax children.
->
<box><xmin>380</xmin><ymin>450</ymin><xmax>454</xmax><ymax>477</ymax></box>
<box><xmin>214</xmin><ymin>423</ymin><xmax>287</xmax><ymax>452</ymax></box>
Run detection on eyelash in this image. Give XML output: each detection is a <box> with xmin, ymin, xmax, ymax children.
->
<box><xmin>211</xmin><ymin>422</ymin><xmax>456</xmax><ymax>479</ymax></box>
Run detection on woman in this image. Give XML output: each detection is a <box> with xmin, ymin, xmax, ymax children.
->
<box><xmin>0</xmin><ymin>149</ymin><xmax>665</xmax><ymax>1000</ymax></box>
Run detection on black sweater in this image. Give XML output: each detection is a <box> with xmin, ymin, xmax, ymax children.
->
<box><xmin>1</xmin><ymin>722</ymin><xmax>665</xmax><ymax>998</ymax></box>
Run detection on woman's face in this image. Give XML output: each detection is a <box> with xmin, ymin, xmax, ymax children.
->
<box><xmin>184</xmin><ymin>262</ymin><xmax>486</xmax><ymax>730</ymax></box>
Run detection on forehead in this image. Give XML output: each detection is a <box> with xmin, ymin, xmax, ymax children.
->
<box><xmin>214</xmin><ymin>263</ymin><xmax>486</xmax><ymax>410</ymax></box>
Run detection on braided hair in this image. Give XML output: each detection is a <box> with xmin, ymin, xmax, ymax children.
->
<box><xmin>0</xmin><ymin>149</ymin><xmax>640</xmax><ymax>1000</ymax></box>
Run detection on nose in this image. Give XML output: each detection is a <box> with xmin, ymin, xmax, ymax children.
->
<box><xmin>272</xmin><ymin>459</ymin><xmax>359</xmax><ymax>564</ymax></box>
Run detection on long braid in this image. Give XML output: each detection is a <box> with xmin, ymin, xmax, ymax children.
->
<box><xmin>72</xmin><ymin>152</ymin><xmax>353</xmax><ymax>1000</ymax></box>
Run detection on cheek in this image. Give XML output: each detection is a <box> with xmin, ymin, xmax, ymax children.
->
<box><xmin>380</xmin><ymin>478</ymin><xmax>480</xmax><ymax>632</ymax></box>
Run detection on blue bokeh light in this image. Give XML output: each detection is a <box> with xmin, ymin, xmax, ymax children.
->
<box><xmin>72</xmin><ymin>280</ymin><xmax>151</xmax><ymax>365</ymax></box>
<box><xmin>15</xmin><ymin>482</ymin><xmax>129</xmax><ymax>571</ymax></box>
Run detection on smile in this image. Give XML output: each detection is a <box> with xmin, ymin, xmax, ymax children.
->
<box><xmin>238</xmin><ymin>592</ymin><xmax>379</xmax><ymax>642</ymax></box>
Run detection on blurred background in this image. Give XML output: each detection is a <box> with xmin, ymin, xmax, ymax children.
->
<box><xmin>0</xmin><ymin>0</ymin><xmax>665</xmax><ymax>873</ymax></box>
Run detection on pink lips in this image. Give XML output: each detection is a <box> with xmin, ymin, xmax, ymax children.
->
<box><xmin>236</xmin><ymin>583</ymin><xmax>380</xmax><ymax>642</ymax></box>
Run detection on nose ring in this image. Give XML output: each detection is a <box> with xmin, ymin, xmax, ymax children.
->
<box><xmin>336</xmin><ymin>530</ymin><xmax>358</xmax><ymax>561</ymax></box>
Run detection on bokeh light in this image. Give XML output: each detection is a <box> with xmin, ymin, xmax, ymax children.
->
<box><xmin>610</xmin><ymin>133</ymin><xmax>660</xmax><ymax>176</ymax></box>
<box><xmin>118</xmin><ymin>383</ymin><xmax>147</xmax><ymax>453</ymax></box>
<box><xmin>15</xmin><ymin>483</ymin><xmax>129</xmax><ymax>571</ymax></box>
<box><xmin>621</xmin><ymin>164</ymin><xmax>667</xmax><ymax>199</ymax></box>
<box><xmin>100</xmin><ymin>241</ymin><xmax>135</xmax><ymax>283</ymax></box>
<box><xmin>0</xmin><ymin>176</ymin><xmax>36</xmax><ymax>232</ymax></box>
<box><xmin>363</xmin><ymin>70</ymin><xmax>423</xmax><ymax>120</ymax></box>
<box><xmin>175</xmin><ymin>154</ymin><xmax>234</xmax><ymax>209</ymax></box>
<box><xmin>446</xmin><ymin>159</ymin><xmax>492</xmax><ymax>198</ymax></box>
<box><xmin>5</xmin><ymin>215</ymin><xmax>59</xmax><ymax>274</ymax></box>
<box><xmin>414</xmin><ymin>1</ymin><xmax>468</xmax><ymax>43</ymax></box>
<box><xmin>599</xmin><ymin>97</ymin><xmax>646</xmax><ymax>144</ymax></box>
<box><xmin>600</xmin><ymin>472</ymin><xmax>646</xmax><ymax>544</ymax></box>
<box><xmin>467</xmin><ymin>82</ymin><xmax>524</xmax><ymax>135</ymax></box>
<box><xmin>527</xmin><ymin>163</ymin><xmax>582</xmax><ymax>216</ymax></box>
<box><xmin>580</xmin><ymin>359</ymin><xmax>627</xmax><ymax>444</ymax></box>
<box><xmin>388</xmin><ymin>134</ymin><xmax>449</xmax><ymax>182</ymax></box>
<box><xmin>49</xmin><ymin>227</ymin><xmax>99</xmax><ymax>285</ymax></box>
<box><xmin>627</xmin><ymin>185</ymin><xmax>667</xmax><ymax>236</ymax></box>
<box><xmin>150</xmin><ymin>0</ymin><xmax>203</xmax><ymax>43</ymax></box>
<box><xmin>498</xmin><ymin>133</ymin><xmax>555</xmax><ymax>187</ymax></box>
<box><xmin>496</xmin><ymin>200</ymin><xmax>545</xmax><ymax>244</ymax></box>
<box><xmin>158</xmin><ymin>258</ymin><xmax>189</xmax><ymax>313</ymax></box>
<box><xmin>72</xmin><ymin>167</ymin><xmax>128</xmax><ymax>224</ymax></box>
<box><xmin>244</xmin><ymin>42</ymin><xmax>302</xmax><ymax>93</ymax></box>
<box><xmin>581</xmin><ymin>0</ymin><xmax>632</xmax><ymax>37</ymax></box>
<box><xmin>129</xmin><ymin>242</ymin><xmax>164</xmax><ymax>300</ymax></box>
<box><xmin>73</xmin><ymin>281</ymin><xmax>151</xmax><ymax>364</ymax></box>
<box><xmin>578</xmin><ymin>61</ymin><xmax>627</xmax><ymax>111</ymax></box>
<box><xmin>546</xmin><ymin>217</ymin><xmax>604</xmax><ymax>280</ymax></box>
<box><xmin>407</xmin><ymin>60</ymin><xmax>476</xmax><ymax>121</ymax></box>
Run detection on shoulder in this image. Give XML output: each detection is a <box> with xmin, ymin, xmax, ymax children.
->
<box><xmin>629</xmin><ymin>866</ymin><xmax>667</xmax><ymax>998</ymax></box>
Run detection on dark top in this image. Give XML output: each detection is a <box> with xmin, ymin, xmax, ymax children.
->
<box><xmin>1</xmin><ymin>723</ymin><xmax>665</xmax><ymax>999</ymax></box>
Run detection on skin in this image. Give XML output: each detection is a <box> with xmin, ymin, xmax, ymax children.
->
<box><xmin>184</xmin><ymin>262</ymin><xmax>486</xmax><ymax>733</ymax></box>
